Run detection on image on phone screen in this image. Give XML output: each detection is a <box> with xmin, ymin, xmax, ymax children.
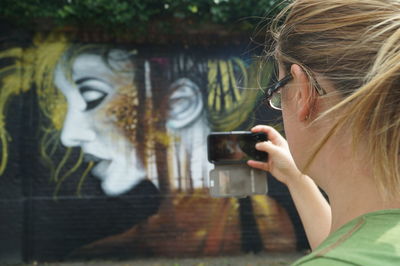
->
<box><xmin>207</xmin><ymin>132</ymin><xmax>267</xmax><ymax>164</ymax></box>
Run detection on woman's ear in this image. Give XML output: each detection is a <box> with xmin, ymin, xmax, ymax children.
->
<box><xmin>290</xmin><ymin>64</ymin><xmax>313</xmax><ymax>122</ymax></box>
<box><xmin>166</xmin><ymin>78</ymin><xmax>204</xmax><ymax>129</ymax></box>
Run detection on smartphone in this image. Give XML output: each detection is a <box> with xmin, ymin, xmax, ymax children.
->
<box><xmin>209</xmin><ymin>165</ymin><xmax>268</xmax><ymax>198</ymax></box>
<box><xmin>207</xmin><ymin>131</ymin><xmax>268</xmax><ymax>164</ymax></box>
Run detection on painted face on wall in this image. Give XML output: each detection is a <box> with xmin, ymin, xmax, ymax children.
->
<box><xmin>54</xmin><ymin>50</ymin><xmax>147</xmax><ymax>196</ymax></box>
<box><xmin>54</xmin><ymin>48</ymin><xmax>213</xmax><ymax>195</ymax></box>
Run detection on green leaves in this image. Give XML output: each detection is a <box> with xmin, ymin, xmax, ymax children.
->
<box><xmin>0</xmin><ymin>0</ymin><xmax>285</xmax><ymax>34</ymax></box>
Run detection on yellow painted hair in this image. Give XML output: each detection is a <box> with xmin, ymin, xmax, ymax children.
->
<box><xmin>0</xmin><ymin>33</ymin><xmax>69</xmax><ymax>175</ymax></box>
<box><xmin>0</xmin><ymin>33</ymin><xmax>88</xmax><ymax>197</ymax></box>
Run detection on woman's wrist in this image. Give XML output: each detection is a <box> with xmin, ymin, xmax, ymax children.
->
<box><xmin>286</xmin><ymin>171</ymin><xmax>311</xmax><ymax>191</ymax></box>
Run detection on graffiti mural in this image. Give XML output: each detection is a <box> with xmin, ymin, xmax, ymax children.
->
<box><xmin>0</xmin><ymin>32</ymin><xmax>307</xmax><ymax>262</ymax></box>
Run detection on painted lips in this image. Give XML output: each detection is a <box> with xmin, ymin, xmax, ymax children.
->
<box><xmin>84</xmin><ymin>154</ymin><xmax>111</xmax><ymax>181</ymax></box>
<box><xmin>84</xmin><ymin>153</ymin><xmax>102</xmax><ymax>162</ymax></box>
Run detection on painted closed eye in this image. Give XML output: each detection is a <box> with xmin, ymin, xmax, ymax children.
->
<box><xmin>79</xmin><ymin>87</ymin><xmax>108</xmax><ymax>111</ymax></box>
<box><xmin>76</xmin><ymin>78</ymin><xmax>112</xmax><ymax>111</ymax></box>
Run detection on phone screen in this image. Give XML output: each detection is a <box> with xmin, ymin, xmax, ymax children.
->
<box><xmin>207</xmin><ymin>132</ymin><xmax>268</xmax><ymax>164</ymax></box>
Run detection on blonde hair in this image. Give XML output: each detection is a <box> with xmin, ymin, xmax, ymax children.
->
<box><xmin>267</xmin><ymin>0</ymin><xmax>400</xmax><ymax>199</ymax></box>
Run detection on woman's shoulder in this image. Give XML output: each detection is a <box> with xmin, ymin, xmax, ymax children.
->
<box><xmin>293</xmin><ymin>209</ymin><xmax>400</xmax><ymax>266</ymax></box>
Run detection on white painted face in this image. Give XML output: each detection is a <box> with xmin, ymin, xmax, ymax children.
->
<box><xmin>54</xmin><ymin>50</ymin><xmax>146</xmax><ymax>196</ymax></box>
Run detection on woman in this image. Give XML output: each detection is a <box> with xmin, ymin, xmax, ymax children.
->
<box><xmin>249</xmin><ymin>0</ymin><xmax>400</xmax><ymax>264</ymax></box>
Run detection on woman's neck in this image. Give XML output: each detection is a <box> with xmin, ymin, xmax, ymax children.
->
<box><xmin>328</xmin><ymin>179</ymin><xmax>400</xmax><ymax>234</ymax></box>
<box><xmin>316</xmin><ymin>151</ymin><xmax>400</xmax><ymax>234</ymax></box>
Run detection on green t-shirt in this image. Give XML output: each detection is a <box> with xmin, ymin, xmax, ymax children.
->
<box><xmin>293</xmin><ymin>209</ymin><xmax>400</xmax><ymax>265</ymax></box>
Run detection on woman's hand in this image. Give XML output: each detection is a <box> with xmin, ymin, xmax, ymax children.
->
<box><xmin>248</xmin><ymin>125</ymin><xmax>332</xmax><ymax>250</ymax></box>
<box><xmin>247</xmin><ymin>125</ymin><xmax>302</xmax><ymax>186</ymax></box>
